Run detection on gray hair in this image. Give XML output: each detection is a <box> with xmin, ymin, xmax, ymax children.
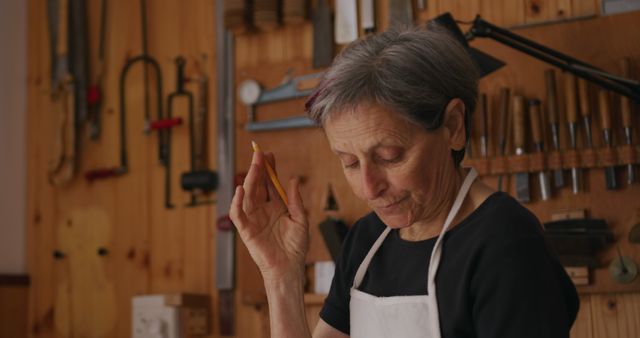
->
<box><xmin>305</xmin><ymin>25</ymin><xmax>479</xmax><ymax>166</ymax></box>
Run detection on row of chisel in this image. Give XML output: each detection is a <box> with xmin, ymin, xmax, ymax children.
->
<box><xmin>473</xmin><ymin>64</ymin><xmax>637</xmax><ymax>203</ymax></box>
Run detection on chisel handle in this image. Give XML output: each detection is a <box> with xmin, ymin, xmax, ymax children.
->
<box><xmin>529</xmin><ymin>99</ymin><xmax>543</xmax><ymax>148</ymax></box>
<box><xmin>620</xmin><ymin>58</ymin><xmax>632</xmax><ymax>129</ymax></box>
<box><xmin>565</xmin><ymin>73</ymin><xmax>578</xmax><ymax>124</ymax></box>
<box><xmin>599</xmin><ymin>90</ymin><xmax>612</xmax><ymax>132</ymax></box>
<box><xmin>578</xmin><ymin>78</ymin><xmax>591</xmax><ymax>118</ymax></box>
<box><xmin>545</xmin><ymin>69</ymin><xmax>559</xmax><ymax>124</ymax></box>
<box><xmin>513</xmin><ymin>96</ymin><xmax>526</xmax><ymax>154</ymax></box>
<box><xmin>497</xmin><ymin>87</ymin><xmax>510</xmax><ymax>155</ymax></box>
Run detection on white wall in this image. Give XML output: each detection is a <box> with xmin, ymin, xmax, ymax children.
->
<box><xmin>0</xmin><ymin>0</ymin><xmax>27</xmax><ymax>274</ymax></box>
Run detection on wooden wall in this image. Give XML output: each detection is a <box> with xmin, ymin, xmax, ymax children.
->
<box><xmin>1</xmin><ymin>276</ymin><xmax>29</xmax><ymax>338</ymax></box>
<box><xmin>25</xmin><ymin>0</ymin><xmax>640</xmax><ymax>338</ymax></box>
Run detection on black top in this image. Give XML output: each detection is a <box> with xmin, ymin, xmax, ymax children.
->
<box><xmin>320</xmin><ymin>192</ymin><xmax>579</xmax><ymax>338</ymax></box>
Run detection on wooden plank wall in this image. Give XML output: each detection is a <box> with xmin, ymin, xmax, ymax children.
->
<box><xmin>24</xmin><ymin>0</ymin><xmax>640</xmax><ymax>338</ymax></box>
<box><xmin>26</xmin><ymin>0</ymin><xmax>218</xmax><ymax>337</ymax></box>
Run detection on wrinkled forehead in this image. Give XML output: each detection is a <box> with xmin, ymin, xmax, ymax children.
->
<box><xmin>323</xmin><ymin>104</ymin><xmax>419</xmax><ymax>151</ymax></box>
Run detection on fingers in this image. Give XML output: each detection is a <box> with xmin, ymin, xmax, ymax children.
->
<box><xmin>287</xmin><ymin>177</ymin><xmax>307</xmax><ymax>224</ymax></box>
<box><xmin>243</xmin><ymin>150</ymin><xmax>268</xmax><ymax>211</ymax></box>
<box><xmin>230</xmin><ymin>185</ymin><xmax>249</xmax><ymax>234</ymax></box>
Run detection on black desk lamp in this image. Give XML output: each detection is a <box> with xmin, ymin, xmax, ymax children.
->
<box><xmin>430</xmin><ymin>12</ymin><xmax>640</xmax><ymax>103</ymax></box>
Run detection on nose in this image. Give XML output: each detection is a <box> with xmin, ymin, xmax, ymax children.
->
<box><xmin>360</xmin><ymin>164</ymin><xmax>386</xmax><ymax>200</ymax></box>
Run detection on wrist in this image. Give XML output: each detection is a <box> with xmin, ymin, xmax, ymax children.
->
<box><xmin>262</xmin><ymin>265</ymin><xmax>305</xmax><ymax>289</ymax></box>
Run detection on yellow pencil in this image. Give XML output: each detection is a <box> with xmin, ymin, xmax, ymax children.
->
<box><xmin>251</xmin><ymin>141</ymin><xmax>289</xmax><ymax>206</ymax></box>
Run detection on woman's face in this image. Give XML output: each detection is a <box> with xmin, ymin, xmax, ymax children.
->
<box><xmin>324</xmin><ymin>103</ymin><xmax>463</xmax><ymax>229</ymax></box>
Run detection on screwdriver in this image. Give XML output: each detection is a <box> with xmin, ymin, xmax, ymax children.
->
<box><xmin>565</xmin><ymin>73</ymin><xmax>581</xmax><ymax>194</ymax></box>
<box><xmin>620</xmin><ymin>58</ymin><xmax>636</xmax><ymax>185</ymax></box>
<box><xmin>545</xmin><ymin>69</ymin><xmax>564</xmax><ymax>188</ymax></box>
<box><xmin>529</xmin><ymin>99</ymin><xmax>552</xmax><ymax>200</ymax></box>
<box><xmin>598</xmin><ymin>90</ymin><xmax>618</xmax><ymax>190</ymax></box>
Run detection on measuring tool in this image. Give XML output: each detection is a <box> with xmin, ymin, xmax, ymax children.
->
<box><xmin>238</xmin><ymin>72</ymin><xmax>322</xmax><ymax>132</ymax></box>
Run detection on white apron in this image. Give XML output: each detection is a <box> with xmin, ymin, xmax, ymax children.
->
<box><xmin>349</xmin><ymin>168</ymin><xmax>477</xmax><ymax>338</ymax></box>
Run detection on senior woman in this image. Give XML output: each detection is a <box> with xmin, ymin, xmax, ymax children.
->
<box><xmin>230</xmin><ymin>25</ymin><xmax>579</xmax><ymax>338</ymax></box>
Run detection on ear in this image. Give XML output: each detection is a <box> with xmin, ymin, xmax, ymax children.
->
<box><xmin>442</xmin><ymin>98</ymin><xmax>466</xmax><ymax>151</ymax></box>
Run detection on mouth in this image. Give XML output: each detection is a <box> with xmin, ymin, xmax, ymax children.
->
<box><xmin>376</xmin><ymin>196</ymin><xmax>409</xmax><ymax>211</ymax></box>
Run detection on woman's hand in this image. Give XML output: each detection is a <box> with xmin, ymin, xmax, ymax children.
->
<box><xmin>229</xmin><ymin>150</ymin><xmax>309</xmax><ymax>283</ymax></box>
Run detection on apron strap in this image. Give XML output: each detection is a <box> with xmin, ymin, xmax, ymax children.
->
<box><xmin>352</xmin><ymin>227</ymin><xmax>392</xmax><ymax>288</ymax></box>
<box><xmin>427</xmin><ymin>168</ymin><xmax>477</xmax><ymax>293</ymax></box>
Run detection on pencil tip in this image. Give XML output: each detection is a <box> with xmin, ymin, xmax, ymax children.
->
<box><xmin>251</xmin><ymin>140</ymin><xmax>258</xmax><ymax>151</ymax></box>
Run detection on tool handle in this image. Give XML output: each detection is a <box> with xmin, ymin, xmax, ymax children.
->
<box><xmin>57</xmin><ymin>0</ymin><xmax>69</xmax><ymax>56</ymax></box>
<box><xmin>529</xmin><ymin>99</ymin><xmax>543</xmax><ymax>146</ymax></box>
<box><xmin>85</xmin><ymin>167</ymin><xmax>122</xmax><ymax>182</ymax></box>
<box><xmin>512</xmin><ymin>96</ymin><xmax>526</xmax><ymax>151</ymax></box>
<box><xmin>545</xmin><ymin>69</ymin><xmax>559</xmax><ymax>124</ymax></box>
<box><xmin>497</xmin><ymin>87</ymin><xmax>510</xmax><ymax>151</ymax></box>
<box><xmin>598</xmin><ymin>90</ymin><xmax>612</xmax><ymax>131</ymax></box>
<box><xmin>175</xmin><ymin>56</ymin><xmax>186</xmax><ymax>93</ymax></box>
<box><xmin>578</xmin><ymin>78</ymin><xmax>591</xmax><ymax>118</ymax></box>
<box><xmin>620</xmin><ymin>58</ymin><xmax>632</xmax><ymax>128</ymax></box>
<box><xmin>150</xmin><ymin>117</ymin><xmax>183</xmax><ymax>130</ymax></box>
<box><xmin>479</xmin><ymin>93</ymin><xmax>488</xmax><ymax>139</ymax></box>
<box><xmin>565</xmin><ymin>73</ymin><xmax>578</xmax><ymax>123</ymax></box>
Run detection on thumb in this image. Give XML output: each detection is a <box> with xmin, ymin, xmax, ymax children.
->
<box><xmin>287</xmin><ymin>177</ymin><xmax>306</xmax><ymax>224</ymax></box>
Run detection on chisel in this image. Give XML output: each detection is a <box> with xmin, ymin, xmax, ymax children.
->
<box><xmin>479</xmin><ymin>93</ymin><xmax>488</xmax><ymax>158</ymax></box>
<box><xmin>496</xmin><ymin>88</ymin><xmax>510</xmax><ymax>191</ymax></box>
<box><xmin>312</xmin><ymin>0</ymin><xmax>333</xmax><ymax>68</ymax></box>
<box><xmin>598</xmin><ymin>90</ymin><xmax>618</xmax><ymax>190</ymax></box>
<box><xmin>388</xmin><ymin>0</ymin><xmax>413</xmax><ymax>28</ymax></box>
<box><xmin>565</xmin><ymin>73</ymin><xmax>581</xmax><ymax>194</ymax></box>
<box><xmin>335</xmin><ymin>0</ymin><xmax>358</xmax><ymax>44</ymax></box>
<box><xmin>513</xmin><ymin>96</ymin><xmax>530</xmax><ymax>203</ymax></box>
<box><xmin>360</xmin><ymin>0</ymin><xmax>375</xmax><ymax>34</ymax></box>
<box><xmin>529</xmin><ymin>99</ymin><xmax>551</xmax><ymax>200</ymax></box>
<box><xmin>545</xmin><ymin>69</ymin><xmax>564</xmax><ymax>188</ymax></box>
<box><xmin>578</xmin><ymin>78</ymin><xmax>594</xmax><ymax>149</ymax></box>
<box><xmin>620</xmin><ymin>58</ymin><xmax>636</xmax><ymax>184</ymax></box>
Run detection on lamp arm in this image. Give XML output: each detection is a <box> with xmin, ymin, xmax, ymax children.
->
<box><xmin>467</xmin><ymin>16</ymin><xmax>640</xmax><ymax>102</ymax></box>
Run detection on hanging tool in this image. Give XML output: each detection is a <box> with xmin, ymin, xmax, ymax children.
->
<box><xmin>578</xmin><ymin>78</ymin><xmax>594</xmax><ymax>149</ymax></box>
<box><xmin>69</xmin><ymin>0</ymin><xmax>89</xmax><ymax>126</ymax></box>
<box><xmin>85</xmin><ymin>55</ymin><xmax>165</xmax><ymax>182</ymax></box>
<box><xmin>360</xmin><ymin>0</ymin><xmax>376</xmax><ymax>34</ymax></box>
<box><xmin>609</xmin><ymin>246</ymin><xmax>638</xmax><ymax>284</ymax></box>
<box><xmin>529</xmin><ymin>99</ymin><xmax>551</xmax><ymax>201</ymax></box>
<box><xmin>417</xmin><ymin>0</ymin><xmax>427</xmax><ymax>10</ymax></box>
<box><xmin>87</xmin><ymin>0</ymin><xmax>108</xmax><ymax>139</ymax></box>
<box><xmin>48</xmin><ymin>0</ymin><xmax>77</xmax><ymax>185</ymax></box>
<box><xmin>161</xmin><ymin>56</ymin><xmax>199</xmax><ymax>209</ymax></box>
<box><xmin>496</xmin><ymin>88</ymin><xmax>510</xmax><ymax>191</ymax></box>
<box><xmin>479</xmin><ymin>93</ymin><xmax>488</xmax><ymax>158</ymax></box>
<box><xmin>388</xmin><ymin>0</ymin><xmax>413</xmax><ymax>28</ymax></box>
<box><xmin>545</xmin><ymin>69</ymin><xmax>565</xmax><ymax>188</ymax></box>
<box><xmin>335</xmin><ymin>0</ymin><xmax>358</xmax><ymax>44</ymax></box>
<box><xmin>181</xmin><ymin>67</ymin><xmax>218</xmax><ymax>206</ymax></box>
<box><xmin>140</xmin><ymin>0</ymin><xmax>153</xmax><ymax>133</ymax></box>
<box><xmin>565</xmin><ymin>73</ymin><xmax>581</xmax><ymax>194</ymax></box>
<box><xmin>238</xmin><ymin>72</ymin><xmax>322</xmax><ymax>132</ymax></box>
<box><xmin>620</xmin><ymin>58</ymin><xmax>636</xmax><ymax>185</ymax></box>
<box><xmin>312</xmin><ymin>0</ymin><xmax>333</xmax><ymax>69</ymax></box>
<box><xmin>512</xmin><ymin>95</ymin><xmax>530</xmax><ymax>203</ymax></box>
<box><xmin>215</xmin><ymin>0</ymin><xmax>236</xmax><ymax>330</ymax></box>
<box><xmin>598</xmin><ymin>90</ymin><xmax>618</xmax><ymax>190</ymax></box>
